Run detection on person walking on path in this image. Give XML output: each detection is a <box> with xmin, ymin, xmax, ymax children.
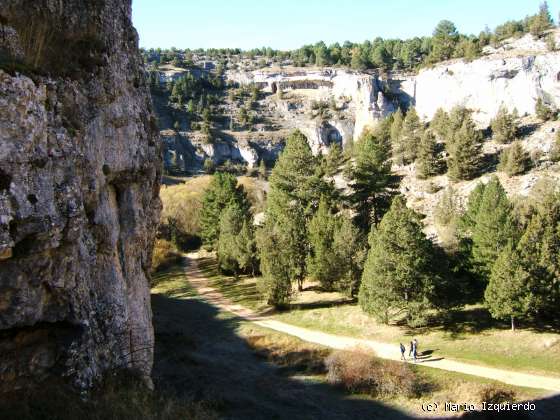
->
<box><xmin>408</xmin><ymin>340</ymin><xmax>414</xmax><ymax>357</ymax></box>
<box><xmin>412</xmin><ymin>338</ymin><xmax>418</xmax><ymax>363</ymax></box>
<box><xmin>400</xmin><ymin>343</ymin><xmax>406</xmax><ymax>361</ymax></box>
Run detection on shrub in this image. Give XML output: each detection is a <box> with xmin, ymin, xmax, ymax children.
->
<box><xmin>478</xmin><ymin>384</ymin><xmax>516</xmax><ymax>404</ymax></box>
<box><xmin>498</xmin><ymin>141</ymin><xmax>531</xmax><ymax>176</ymax></box>
<box><xmin>490</xmin><ymin>106</ymin><xmax>517</xmax><ymax>144</ymax></box>
<box><xmin>535</xmin><ymin>98</ymin><xmax>556</xmax><ymax>121</ymax></box>
<box><xmin>325</xmin><ymin>348</ymin><xmax>422</xmax><ymax>398</ymax></box>
<box><xmin>152</xmin><ymin>239</ymin><xmax>181</xmax><ymax>273</ymax></box>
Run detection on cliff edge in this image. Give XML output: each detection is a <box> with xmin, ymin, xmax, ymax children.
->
<box><xmin>0</xmin><ymin>0</ymin><xmax>161</xmax><ymax>391</ymax></box>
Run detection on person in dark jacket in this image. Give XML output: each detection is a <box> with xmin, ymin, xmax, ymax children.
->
<box><xmin>400</xmin><ymin>343</ymin><xmax>406</xmax><ymax>361</ymax></box>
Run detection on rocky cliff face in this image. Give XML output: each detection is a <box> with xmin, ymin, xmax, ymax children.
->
<box><xmin>398</xmin><ymin>33</ymin><xmax>560</xmax><ymax>126</ymax></box>
<box><xmin>0</xmin><ymin>0</ymin><xmax>161</xmax><ymax>391</ymax></box>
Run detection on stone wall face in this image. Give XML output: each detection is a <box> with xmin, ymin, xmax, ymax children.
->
<box><xmin>0</xmin><ymin>0</ymin><xmax>161</xmax><ymax>391</ymax></box>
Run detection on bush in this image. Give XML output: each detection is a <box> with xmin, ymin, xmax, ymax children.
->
<box><xmin>535</xmin><ymin>98</ymin><xmax>556</xmax><ymax>121</ymax></box>
<box><xmin>325</xmin><ymin>348</ymin><xmax>422</xmax><ymax>398</ymax></box>
<box><xmin>478</xmin><ymin>384</ymin><xmax>516</xmax><ymax>404</ymax></box>
<box><xmin>498</xmin><ymin>141</ymin><xmax>531</xmax><ymax>176</ymax></box>
<box><xmin>152</xmin><ymin>239</ymin><xmax>181</xmax><ymax>273</ymax></box>
<box><xmin>490</xmin><ymin>106</ymin><xmax>517</xmax><ymax>144</ymax></box>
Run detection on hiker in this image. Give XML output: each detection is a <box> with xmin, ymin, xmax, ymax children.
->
<box><xmin>412</xmin><ymin>338</ymin><xmax>418</xmax><ymax>363</ymax></box>
<box><xmin>408</xmin><ymin>340</ymin><xmax>414</xmax><ymax>357</ymax></box>
<box><xmin>400</xmin><ymin>343</ymin><xmax>406</xmax><ymax>361</ymax></box>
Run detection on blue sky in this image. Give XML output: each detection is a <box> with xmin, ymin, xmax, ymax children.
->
<box><xmin>133</xmin><ymin>0</ymin><xmax>558</xmax><ymax>50</ymax></box>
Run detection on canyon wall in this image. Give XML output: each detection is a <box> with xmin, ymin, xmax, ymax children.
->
<box><xmin>0</xmin><ymin>0</ymin><xmax>161</xmax><ymax>391</ymax></box>
<box><xmin>397</xmin><ymin>34</ymin><xmax>560</xmax><ymax>126</ymax></box>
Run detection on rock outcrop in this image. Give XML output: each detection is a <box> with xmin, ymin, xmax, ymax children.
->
<box><xmin>398</xmin><ymin>33</ymin><xmax>560</xmax><ymax>126</ymax></box>
<box><xmin>0</xmin><ymin>0</ymin><xmax>161</xmax><ymax>392</ymax></box>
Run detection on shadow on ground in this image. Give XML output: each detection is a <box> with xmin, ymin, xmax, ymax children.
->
<box><xmin>152</xmin><ymin>285</ymin><xmax>414</xmax><ymax>419</ymax></box>
<box><xmin>151</xmin><ymin>260</ymin><xmax>560</xmax><ymax>419</ymax></box>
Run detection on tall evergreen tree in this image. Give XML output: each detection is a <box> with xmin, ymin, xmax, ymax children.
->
<box><xmin>416</xmin><ymin>129</ymin><xmax>442</xmax><ymax>178</ymax></box>
<box><xmin>529</xmin><ymin>2</ymin><xmax>554</xmax><ymax>36</ymax></box>
<box><xmin>397</xmin><ymin>107</ymin><xmax>423</xmax><ymax>164</ymax></box>
<box><xmin>359</xmin><ymin>196</ymin><xmax>438</xmax><ymax>326</ymax></box>
<box><xmin>217</xmin><ymin>204</ymin><xmax>256</xmax><ymax>274</ymax></box>
<box><xmin>346</xmin><ymin>129</ymin><xmax>393</xmax><ymax>231</ymax></box>
<box><xmin>485</xmin><ymin>246</ymin><xmax>533</xmax><ymax>331</ymax></box>
<box><xmin>200</xmin><ymin>172</ymin><xmax>250</xmax><ymax>250</ymax></box>
<box><xmin>447</xmin><ymin>116</ymin><xmax>482</xmax><ymax>180</ymax></box>
<box><xmin>390</xmin><ymin>108</ymin><xmax>404</xmax><ymax>150</ymax></box>
<box><xmin>430</xmin><ymin>20</ymin><xmax>459</xmax><ymax>62</ymax></box>
<box><xmin>268</xmin><ymin>129</ymin><xmax>327</xmax><ymax>217</ymax></box>
<box><xmin>322</xmin><ymin>143</ymin><xmax>346</xmax><ymax>177</ymax></box>
<box><xmin>516</xmin><ymin>190</ymin><xmax>560</xmax><ymax>317</ymax></box>
<box><xmin>306</xmin><ymin>198</ymin><xmax>339</xmax><ymax>291</ymax></box>
<box><xmin>258</xmin><ymin>130</ymin><xmax>329</xmax><ymax>294</ymax></box>
<box><xmin>430</xmin><ymin>108</ymin><xmax>449</xmax><ymax>140</ymax></box>
<box><xmin>445</xmin><ymin>106</ymin><xmax>472</xmax><ymax>147</ymax></box>
<box><xmin>332</xmin><ymin>214</ymin><xmax>367</xmax><ymax>297</ymax></box>
<box><xmin>469</xmin><ymin>177</ymin><xmax>519</xmax><ymax>279</ymax></box>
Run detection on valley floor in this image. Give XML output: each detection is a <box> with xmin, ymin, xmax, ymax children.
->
<box><xmin>151</xmin><ymin>256</ymin><xmax>560</xmax><ymax>419</ymax></box>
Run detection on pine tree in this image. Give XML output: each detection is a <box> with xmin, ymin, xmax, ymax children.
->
<box><xmin>498</xmin><ymin>141</ymin><xmax>531</xmax><ymax>176</ymax></box>
<box><xmin>470</xmin><ymin>177</ymin><xmax>519</xmax><ymax>279</ymax></box>
<box><xmin>458</xmin><ymin>182</ymin><xmax>486</xmax><ymax>233</ymax></box>
<box><xmin>390</xmin><ymin>108</ymin><xmax>404</xmax><ymax>151</ymax></box>
<box><xmin>216</xmin><ymin>204</ymin><xmax>255</xmax><ymax>274</ymax></box>
<box><xmin>485</xmin><ymin>246</ymin><xmax>532</xmax><ymax>331</ymax></box>
<box><xmin>200</xmin><ymin>172</ymin><xmax>250</xmax><ymax>250</ymax></box>
<box><xmin>447</xmin><ymin>116</ymin><xmax>482</xmax><ymax>180</ymax></box>
<box><xmin>322</xmin><ymin>143</ymin><xmax>346</xmax><ymax>177</ymax></box>
<box><xmin>430</xmin><ymin>108</ymin><xmax>449</xmax><ymax>140</ymax></box>
<box><xmin>516</xmin><ymin>190</ymin><xmax>560</xmax><ymax>317</ymax></box>
<box><xmin>306</xmin><ymin>198</ymin><xmax>339</xmax><ymax>291</ymax></box>
<box><xmin>529</xmin><ymin>2</ymin><xmax>554</xmax><ymax>37</ymax></box>
<box><xmin>535</xmin><ymin>97</ymin><xmax>556</xmax><ymax>121</ymax></box>
<box><xmin>430</xmin><ymin>20</ymin><xmax>459</xmax><ymax>62</ymax></box>
<box><xmin>268</xmin><ymin>129</ymin><xmax>326</xmax><ymax>217</ymax></box>
<box><xmin>358</xmin><ymin>196</ymin><xmax>438</xmax><ymax>326</ymax></box>
<box><xmin>257</xmin><ymin>196</ymin><xmax>307</xmax><ymax>303</ymax></box>
<box><xmin>346</xmin><ymin>129</ymin><xmax>393</xmax><ymax>231</ymax></box>
<box><xmin>445</xmin><ymin>106</ymin><xmax>472</xmax><ymax>147</ymax></box>
<box><xmin>332</xmin><ymin>214</ymin><xmax>367</xmax><ymax>297</ymax></box>
<box><xmin>491</xmin><ymin>106</ymin><xmax>518</xmax><ymax>144</ymax></box>
<box><xmin>259</xmin><ymin>130</ymin><xmax>328</xmax><ymax>293</ymax></box>
<box><xmin>434</xmin><ymin>186</ymin><xmax>462</xmax><ymax>227</ymax></box>
<box><xmin>397</xmin><ymin>107</ymin><xmax>423</xmax><ymax>164</ymax></box>
<box><xmin>416</xmin><ymin>129</ymin><xmax>441</xmax><ymax>178</ymax></box>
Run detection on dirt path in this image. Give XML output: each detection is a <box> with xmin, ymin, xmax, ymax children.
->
<box><xmin>184</xmin><ymin>254</ymin><xmax>560</xmax><ymax>393</ymax></box>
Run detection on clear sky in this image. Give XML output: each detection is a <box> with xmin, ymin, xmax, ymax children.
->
<box><xmin>133</xmin><ymin>0</ymin><xmax>558</xmax><ymax>50</ymax></box>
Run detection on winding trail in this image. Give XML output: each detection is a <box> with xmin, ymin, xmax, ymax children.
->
<box><xmin>184</xmin><ymin>254</ymin><xmax>560</xmax><ymax>393</ymax></box>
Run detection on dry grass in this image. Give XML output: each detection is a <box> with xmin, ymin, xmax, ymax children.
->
<box><xmin>325</xmin><ymin>347</ymin><xmax>423</xmax><ymax>398</ymax></box>
<box><xmin>0</xmin><ymin>371</ymin><xmax>217</xmax><ymax>420</ymax></box>
<box><xmin>244</xmin><ymin>330</ymin><xmax>329</xmax><ymax>375</ymax></box>
<box><xmin>152</xmin><ymin>239</ymin><xmax>182</xmax><ymax>273</ymax></box>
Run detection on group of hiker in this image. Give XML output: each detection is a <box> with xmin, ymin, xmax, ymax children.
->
<box><xmin>399</xmin><ymin>339</ymin><xmax>418</xmax><ymax>362</ymax></box>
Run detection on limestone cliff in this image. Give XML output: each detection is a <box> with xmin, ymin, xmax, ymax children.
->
<box><xmin>0</xmin><ymin>0</ymin><xmax>161</xmax><ymax>391</ymax></box>
<box><xmin>398</xmin><ymin>32</ymin><xmax>560</xmax><ymax>126</ymax></box>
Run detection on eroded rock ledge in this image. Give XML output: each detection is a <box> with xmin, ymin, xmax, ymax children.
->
<box><xmin>0</xmin><ymin>0</ymin><xmax>161</xmax><ymax>391</ymax></box>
